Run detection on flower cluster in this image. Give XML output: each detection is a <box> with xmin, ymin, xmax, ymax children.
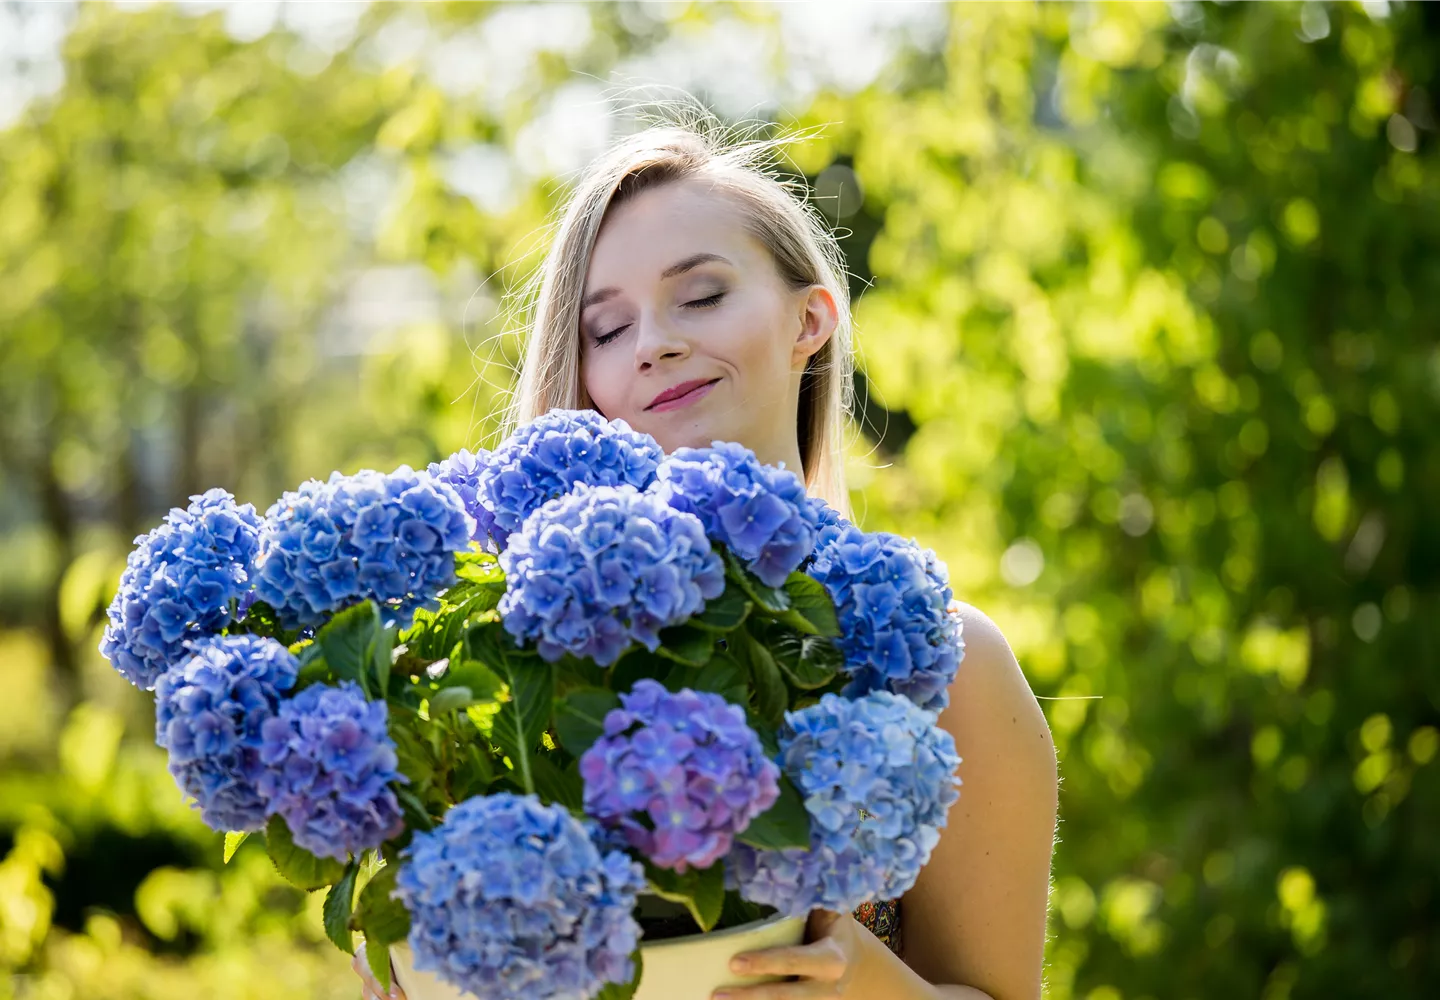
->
<box><xmin>428</xmin><ymin>448</ymin><xmax>500</xmax><ymax>549</ymax></box>
<box><xmin>580</xmin><ymin>680</ymin><xmax>780</xmax><ymax>872</ymax></box>
<box><xmin>804</xmin><ymin>496</ymin><xmax>850</xmax><ymax>554</ymax></box>
<box><xmin>153</xmin><ymin>634</ymin><xmax>298</xmax><ymax>832</ymax></box>
<box><xmin>652</xmin><ymin>442</ymin><xmax>820</xmax><ymax>587</ymax></box>
<box><xmin>255</xmin><ymin>681</ymin><xmax>405</xmax><ymax>861</ymax></box>
<box><xmin>498</xmin><ymin>484</ymin><xmax>724</xmax><ymax>665</ymax></box>
<box><xmin>477</xmin><ymin>409</ymin><xmax>664</xmax><ymax>550</ymax></box>
<box><xmin>394</xmin><ymin>793</ymin><xmax>645</xmax><ymax>1000</ymax></box>
<box><xmin>253</xmin><ymin>466</ymin><xmax>475</xmax><ymax>628</ymax></box>
<box><xmin>806</xmin><ymin>525</ymin><xmax>963</xmax><ymax>711</ymax></box>
<box><xmin>727</xmin><ymin>691</ymin><xmax>961</xmax><ymax>916</ymax></box>
<box><xmin>100</xmin><ymin>489</ymin><xmax>264</xmax><ymax>690</ymax></box>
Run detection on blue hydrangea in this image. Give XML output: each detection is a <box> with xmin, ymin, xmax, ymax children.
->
<box><xmin>253</xmin><ymin>466</ymin><xmax>475</xmax><ymax>629</ymax></box>
<box><xmin>428</xmin><ymin>448</ymin><xmax>500</xmax><ymax>550</ymax></box>
<box><xmin>652</xmin><ymin>442</ymin><xmax>821</xmax><ymax>588</ymax></box>
<box><xmin>153</xmin><ymin>634</ymin><xmax>298</xmax><ymax>832</ymax></box>
<box><xmin>498</xmin><ymin>484</ymin><xmax>724</xmax><ymax>665</ymax></box>
<box><xmin>726</xmin><ymin>691</ymin><xmax>962</xmax><ymax>916</ymax></box>
<box><xmin>805</xmin><ymin>525</ymin><xmax>964</xmax><ymax>711</ymax></box>
<box><xmin>100</xmin><ymin>489</ymin><xmax>264</xmax><ymax>690</ymax></box>
<box><xmin>803</xmin><ymin>496</ymin><xmax>851</xmax><ymax>555</ymax></box>
<box><xmin>393</xmin><ymin>793</ymin><xmax>645</xmax><ymax>1000</ymax></box>
<box><xmin>256</xmin><ymin>681</ymin><xmax>405</xmax><ymax>861</ymax></box>
<box><xmin>580</xmin><ymin>679</ymin><xmax>779</xmax><ymax>872</ymax></box>
<box><xmin>477</xmin><ymin>408</ymin><xmax>664</xmax><ymax>550</ymax></box>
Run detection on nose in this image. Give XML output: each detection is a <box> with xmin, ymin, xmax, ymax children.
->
<box><xmin>632</xmin><ymin>311</ymin><xmax>690</xmax><ymax>373</ymax></box>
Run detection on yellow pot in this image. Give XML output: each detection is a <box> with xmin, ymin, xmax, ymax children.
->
<box><xmin>390</xmin><ymin>912</ymin><xmax>808</xmax><ymax>1000</ymax></box>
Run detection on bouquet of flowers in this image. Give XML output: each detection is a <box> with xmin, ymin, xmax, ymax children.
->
<box><xmin>99</xmin><ymin>408</ymin><xmax>965</xmax><ymax>1000</ymax></box>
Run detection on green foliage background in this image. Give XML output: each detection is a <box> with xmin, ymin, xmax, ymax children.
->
<box><xmin>1</xmin><ymin>2</ymin><xmax>1435</xmax><ymax>998</ymax></box>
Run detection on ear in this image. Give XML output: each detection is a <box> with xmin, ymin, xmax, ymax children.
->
<box><xmin>791</xmin><ymin>284</ymin><xmax>838</xmax><ymax>369</ymax></box>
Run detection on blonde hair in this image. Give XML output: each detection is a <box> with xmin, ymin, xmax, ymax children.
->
<box><xmin>497</xmin><ymin>101</ymin><xmax>856</xmax><ymax>519</ymax></box>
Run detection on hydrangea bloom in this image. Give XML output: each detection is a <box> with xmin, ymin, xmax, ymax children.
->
<box><xmin>428</xmin><ymin>448</ymin><xmax>500</xmax><ymax>549</ymax></box>
<box><xmin>393</xmin><ymin>793</ymin><xmax>645</xmax><ymax>1000</ymax></box>
<box><xmin>805</xmin><ymin>525</ymin><xmax>964</xmax><ymax>711</ymax></box>
<box><xmin>803</xmin><ymin>495</ymin><xmax>851</xmax><ymax>554</ymax></box>
<box><xmin>256</xmin><ymin>681</ymin><xmax>405</xmax><ymax>861</ymax></box>
<box><xmin>100</xmin><ymin>489</ymin><xmax>264</xmax><ymax>690</ymax></box>
<box><xmin>652</xmin><ymin>442</ymin><xmax>821</xmax><ymax>587</ymax></box>
<box><xmin>498</xmin><ymin>484</ymin><xmax>724</xmax><ymax>665</ymax></box>
<box><xmin>477</xmin><ymin>408</ymin><xmax>664</xmax><ymax>549</ymax></box>
<box><xmin>153</xmin><ymin>634</ymin><xmax>298</xmax><ymax>832</ymax></box>
<box><xmin>727</xmin><ymin>691</ymin><xmax>961</xmax><ymax>916</ymax></box>
<box><xmin>580</xmin><ymin>679</ymin><xmax>779</xmax><ymax>872</ymax></box>
<box><xmin>253</xmin><ymin>466</ymin><xmax>475</xmax><ymax>628</ymax></box>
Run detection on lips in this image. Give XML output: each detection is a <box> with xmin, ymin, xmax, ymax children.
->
<box><xmin>645</xmin><ymin>377</ymin><xmax>721</xmax><ymax>411</ymax></box>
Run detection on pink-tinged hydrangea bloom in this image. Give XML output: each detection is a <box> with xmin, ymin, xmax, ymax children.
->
<box><xmin>580</xmin><ymin>679</ymin><xmax>780</xmax><ymax>872</ymax></box>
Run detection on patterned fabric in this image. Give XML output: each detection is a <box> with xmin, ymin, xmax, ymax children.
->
<box><xmin>852</xmin><ymin>898</ymin><xmax>903</xmax><ymax>957</ymax></box>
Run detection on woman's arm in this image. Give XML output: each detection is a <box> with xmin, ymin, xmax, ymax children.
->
<box><xmin>899</xmin><ymin>601</ymin><xmax>1059</xmax><ymax>1000</ymax></box>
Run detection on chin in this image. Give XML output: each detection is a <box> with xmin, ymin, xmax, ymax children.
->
<box><xmin>628</xmin><ymin>417</ymin><xmax>723</xmax><ymax>454</ymax></box>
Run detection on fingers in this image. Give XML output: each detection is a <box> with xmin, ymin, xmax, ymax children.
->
<box><xmin>728</xmin><ymin>939</ymin><xmax>847</xmax><ymax>981</ymax></box>
<box><xmin>351</xmin><ymin>946</ymin><xmax>407</xmax><ymax>1000</ymax></box>
<box><xmin>712</xmin><ymin>979</ymin><xmax>843</xmax><ymax>1000</ymax></box>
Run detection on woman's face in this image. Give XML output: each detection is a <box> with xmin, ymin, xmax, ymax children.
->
<box><xmin>579</xmin><ymin>179</ymin><xmax>837</xmax><ymax>469</ymax></box>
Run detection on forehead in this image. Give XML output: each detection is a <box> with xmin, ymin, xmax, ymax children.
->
<box><xmin>584</xmin><ymin>180</ymin><xmax>761</xmax><ymax>292</ymax></box>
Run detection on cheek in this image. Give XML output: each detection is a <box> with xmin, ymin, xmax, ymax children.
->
<box><xmin>581</xmin><ymin>350</ymin><xmax>627</xmax><ymax>418</ymax></box>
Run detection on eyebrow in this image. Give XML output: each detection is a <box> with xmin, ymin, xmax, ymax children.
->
<box><xmin>581</xmin><ymin>252</ymin><xmax>732</xmax><ymax>310</ymax></box>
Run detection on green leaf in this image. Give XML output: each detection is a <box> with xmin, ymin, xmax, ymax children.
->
<box><xmin>554</xmin><ymin>687</ymin><xmax>621</xmax><ymax>757</ymax></box>
<box><xmin>723</xmin><ymin>552</ymin><xmax>790</xmax><ymax>614</ymax></box>
<box><xmin>664</xmin><ymin>654</ymin><xmax>748</xmax><ymax>705</ymax></box>
<box><xmin>731</xmin><ymin>629</ymin><xmax>787</xmax><ymax>729</ymax></box>
<box><xmin>692</xmin><ymin>586</ymin><xmax>752</xmax><ymax>633</ymax></box>
<box><xmin>437</xmin><ymin>658</ymin><xmax>504</xmax><ymax>700</ymax></box>
<box><xmin>736</xmin><ymin>774</ymin><xmax>811</xmax><ymax>851</ymax></box>
<box><xmin>655</xmin><ymin>623</ymin><xmax>716</xmax><ymax>666</ymax></box>
<box><xmin>364</xmin><ymin>936</ymin><xmax>391</xmax><ymax>993</ymax></box>
<box><xmin>427</xmin><ymin>684</ymin><xmax>485</xmax><ymax>716</ymax></box>
<box><xmin>407</xmin><ymin>590</ymin><xmax>498</xmax><ymax>660</ymax></box>
<box><xmin>531</xmin><ymin>754</ymin><xmax>584</xmax><ymax>812</ymax></box>
<box><xmin>318</xmin><ymin>600</ymin><xmax>382</xmax><ymax>697</ymax></box>
<box><xmin>644</xmin><ymin>861</ymin><xmax>726</xmax><ymax>932</ymax></box>
<box><xmin>323</xmin><ymin>863</ymin><xmax>359</xmax><ymax>954</ymax></box>
<box><xmin>264</xmin><ymin>815</ymin><xmax>347</xmax><ymax>890</ymax></box>
<box><xmin>370</xmin><ymin>621</ymin><xmax>395</xmax><ymax>698</ymax></box>
<box><xmin>223</xmin><ymin>830</ymin><xmax>248</xmax><ymax>864</ymax></box>
<box><xmin>595</xmin><ymin>949</ymin><xmax>643</xmax><ymax>1000</ymax></box>
<box><xmin>355</xmin><ymin>863</ymin><xmax>409</xmax><ymax>940</ymax></box>
<box><xmin>609</xmin><ymin>647</ymin><xmax>669</xmax><ymax>693</ymax></box>
<box><xmin>454</xmin><ymin>550</ymin><xmax>506</xmax><ymax>589</ymax></box>
<box><xmin>469</xmin><ymin>623</ymin><xmax>554</xmax><ymax>797</ymax></box>
<box><xmin>451</xmin><ymin>743</ymin><xmax>495</xmax><ymax>800</ymax></box>
<box><xmin>768</xmin><ymin>632</ymin><xmax>844</xmax><ymax>690</ymax></box>
<box><xmin>394</xmin><ymin>786</ymin><xmax>435</xmax><ymax>831</ymax></box>
<box><xmin>774</xmin><ymin>573</ymin><xmax>841</xmax><ymax>637</ymax></box>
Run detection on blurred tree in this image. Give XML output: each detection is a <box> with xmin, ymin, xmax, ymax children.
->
<box><xmin>2</xmin><ymin>1</ymin><xmax>1438</xmax><ymax>998</ymax></box>
<box><xmin>788</xmin><ymin>2</ymin><xmax>1438</xmax><ymax>997</ymax></box>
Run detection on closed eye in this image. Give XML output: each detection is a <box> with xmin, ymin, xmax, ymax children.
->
<box><xmin>592</xmin><ymin>292</ymin><xmax>726</xmax><ymax>346</ymax></box>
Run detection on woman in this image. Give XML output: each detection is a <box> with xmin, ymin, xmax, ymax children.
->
<box><xmin>355</xmin><ymin>111</ymin><xmax>1058</xmax><ymax>1000</ymax></box>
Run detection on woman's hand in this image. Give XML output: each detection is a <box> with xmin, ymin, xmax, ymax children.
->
<box><xmin>712</xmin><ymin>909</ymin><xmax>859</xmax><ymax>999</ymax></box>
<box><xmin>352</xmin><ymin>945</ymin><xmax>407</xmax><ymax>1000</ymax></box>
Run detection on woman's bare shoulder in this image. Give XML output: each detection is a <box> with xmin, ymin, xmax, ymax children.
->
<box><xmin>900</xmin><ymin>599</ymin><xmax>1057</xmax><ymax>998</ymax></box>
